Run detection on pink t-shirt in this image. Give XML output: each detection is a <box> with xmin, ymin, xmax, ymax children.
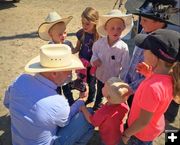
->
<box><xmin>128</xmin><ymin>74</ymin><xmax>173</xmax><ymax>141</ymax></box>
<box><xmin>90</xmin><ymin>103</ymin><xmax>129</xmax><ymax>145</ymax></box>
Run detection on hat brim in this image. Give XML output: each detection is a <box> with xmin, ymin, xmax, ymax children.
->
<box><xmin>134</xmin><ymin>33</ymin><xmax>148</xmax><ymax>49</ymax></box>
<box><xmin>25</xmin><ymin>54</ymin><xmax>84</xmax><ymax>73</ymax></box>
<box><xmin>133</xmin><ymin>12</ymin><xmax>178</xmax><ymax>26</ymax></box>
<box><xmin>38</xmin><ymin>16</ymin><xmax>73</xmax><ymax>41</ymax></box>
<box><xmin>97</xmin><ymin>14</ymin><xmax>133</xmax><ymax>38</ymax></box>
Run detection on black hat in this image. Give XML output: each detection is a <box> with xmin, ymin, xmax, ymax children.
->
<box><xmin>135</xmin><ymin>29</ymin><xmax>180</xmax><ymax>63</ymax></box>
<box><xmin>132</xmin><ymin>0</ymin><xmax>180</xmax><ymax>26</ymax></box>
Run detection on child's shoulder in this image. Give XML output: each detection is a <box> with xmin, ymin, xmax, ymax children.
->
<box><xmin>116</xmin><ymin>39</ymin><xmax>128</xmax><ymax>50</ymax></box>
<box><xmin>76</xmin><ymin>29</ymin><xmax>84</xmax><ymax>36</ymax></box>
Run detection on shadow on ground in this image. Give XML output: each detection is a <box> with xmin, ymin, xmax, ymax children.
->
<box><xmin>0</xmin><ymin>32</ymin><xmax>76</xmax><ymax>41</ymax></box>
<box><xmin>0</xmin><ymin>0</ymin><xmax>18</xmax><ymax>10</ymax></box>
<box><xmin>0</xmin><ymin>114</ymin><xmax>11</xmax><ymax>145</ymax></box>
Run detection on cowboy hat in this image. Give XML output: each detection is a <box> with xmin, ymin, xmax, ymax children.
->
<box><xmin>97</xmin><ymin>9</ymin><xmax>133</xmax><ymax>38</ymax></box>
<box><xmin>135</xmin><ymin>29</ymin><xmax>180</xmax><ymax>63</ymax></box>
<box><xmin>25</xmin><ymin>44</ymin><xmax>84</xmax><ymax>73</ymax></box>
<box><xmin>132</xmin><ymin>0</ymin><xmax>179</xmax><ymax>26</ymax></box>
<box><xmin>38</xmin><ymin>11</ymin><xmax>73</xmax><ymax>41</ymax></box>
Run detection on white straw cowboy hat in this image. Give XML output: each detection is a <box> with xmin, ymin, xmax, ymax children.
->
<box><xmin>97</xmin><ymin>9</ymin><xmax>133</xmax><ymax>38</ymax></box>
<box><xmin>38</xmin><ymin>11</ymin><xmax>73</xmax><ymax>41</ymax></box>
<box><xmin>25</xmin><ymin>44</ymin><xmax>84</xmax><ymax>73</ymax></box>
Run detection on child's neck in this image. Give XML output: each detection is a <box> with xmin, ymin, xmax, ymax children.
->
<box><xmin>107</xmin><ymin>36</ymin><xmax>119</xmax><ymax>46</ymax></box>
<box><xmin>153</xmin><ymin>64</ymin><xmax>170</xmax><ymax>75</ymax></box>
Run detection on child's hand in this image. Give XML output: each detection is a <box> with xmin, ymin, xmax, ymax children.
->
<box><xmin>136</xmin><ymin>62</ymin><xmax>153</xmax><ymax>77</ymax></box>
<box><xmin>93</xmin><ymin>59</ymin><xmax>102</xmax><ymax>67</ymax></box>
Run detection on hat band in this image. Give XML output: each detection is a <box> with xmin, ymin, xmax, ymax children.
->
<box><xmin>159</xmin><ymin>49</ymin><xmax>176</xmax><ymax>61</ymax></box>
<box><xmin>139</xmin><ymin>3</ymin><xmax>174</xmax><ymax>20</ymax></box>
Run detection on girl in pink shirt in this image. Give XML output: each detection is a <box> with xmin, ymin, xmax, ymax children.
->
<box><xmin>121</xmin><ymin>29</ymin><xmax>180</xmax><ymax>145</ymax></box>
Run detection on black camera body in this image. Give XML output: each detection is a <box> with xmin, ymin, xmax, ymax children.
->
<box><xmin>68</xmin><ymin>78</ymin><xmax>86</xmax><ymax>92</ymax></box>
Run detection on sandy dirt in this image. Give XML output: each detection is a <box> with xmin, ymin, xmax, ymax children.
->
<box><xmin>0</xmin><ymin>0</ymin><xmax>179</xmax><ymax>145</ymax></box>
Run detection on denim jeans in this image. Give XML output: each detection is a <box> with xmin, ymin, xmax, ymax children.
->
<box><xmin>86</xmin><ymin>67</ymin><xmax>96</xmax><ymax>104</ymax></box>
<box><xmin>54</xmin><ymin>112</ymin><xmax>94</xmax><ymax>145</ymax></box>
<box><xmin>93</xmin><ymin>80</ymin><xmax>104</xmax><ymax>110</ymax></box>
<box><xmin>62</xmin><ymin>84</ymin><xmax>74</xmax><ymax>106</ymax></box>
<box><xmin>164</xmin><ymin>100</ymin><xmax>179</xmax><ymax>123</ymax></box>
<box><xmin>126</xmin><ymin>136</ymin><xmax>152</xmax><ymax>145</ymax></box>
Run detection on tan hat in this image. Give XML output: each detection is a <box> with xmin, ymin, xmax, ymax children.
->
<box><xmin>97</xmin><ymin>9</ymin><xmax>133</xmax><ymax>38</ymax></box>
<box><xmin>106</xmin><ymin>77</ymin><xmax>133</xmax><ymax>104</ymax></box>
<box><xmin>38</xmin><ymin>11</ymin><xmax>73</xmax><ymax>41</ymax></box>
<box><xmin>25</xmin><ymin>44</ymin><xmax>84</xmax><ymax>73</ymax></box>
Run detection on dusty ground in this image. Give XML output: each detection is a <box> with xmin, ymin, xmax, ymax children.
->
<box><xmin>0</xmin><ymin>0</ymin><xmax>179</xmax><ymax>145</ymax></box>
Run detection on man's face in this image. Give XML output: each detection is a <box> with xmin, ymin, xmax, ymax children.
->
<box><xmin>49</xmin><ymin>22</ymin><xmax>67</xmax><ymax>43</ymax></box>
<box><xmin>105</xmin><ymin>18</ymin><xmax>125</xmax><ymax>42</ymax></box>
<box><xmin>53</xmin><ymin>71</ymin><xmax>72</xmax><ymax>86</ymax></box>
<box><xmin>140</xmin><ymin>17</ymin><xmax>165</xmax><ymax>33</ymax></box>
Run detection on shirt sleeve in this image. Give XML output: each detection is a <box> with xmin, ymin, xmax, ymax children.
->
<box><xmin>89</xmin><ymin>107</ymin><xmax>107</xmax><ymax>127</ymax></box>
<box><xmin>119</xmin><ymin>45</ymin><xmax>130</xmax><ymax>80</ymax></box>
<box><xmin>138</xmin><ymin>86</ymin><xmax>160</xmax><ymax>113</ymax></box>
<box><xmin>76</xmin><ymin>29</ymin><xmax>83</xmax><ymax>40</ymax></box>
<box><xmin>50</xmin><ymin>97</ymin><xmax>70</xmax><ymax>127</ymax></box>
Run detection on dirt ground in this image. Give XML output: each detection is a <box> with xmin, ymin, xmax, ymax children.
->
<box><xmin>0</xmin><ymin>0</ymin><xmax>179</xmax><ymax>145</ymax></box>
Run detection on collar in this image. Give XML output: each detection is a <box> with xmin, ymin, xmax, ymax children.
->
<box><xmin>34</xmin><ymin>74</ymin><xmax>57</xmax><ymax>90</ymax></box>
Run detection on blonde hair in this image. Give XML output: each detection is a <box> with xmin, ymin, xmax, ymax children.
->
<box><xmin>169</xmin><ymin>62</ymin><xmax>180</xmax><ymax>104</ymax></box>
<box><xmin>106</xmin><ymin>77</ymin><xmax>132</xmax><ymax>104</ymax></box>
<box><xmin>81</xmin><ymin>7</ymin><xmax>99</xmax><ymax>41</ymax></box>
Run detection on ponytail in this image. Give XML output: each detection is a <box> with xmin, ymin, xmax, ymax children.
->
<box><xmin>170</xmin><ymin>62</ymin><xmax>180</xmax><ymax>104</ymax></box>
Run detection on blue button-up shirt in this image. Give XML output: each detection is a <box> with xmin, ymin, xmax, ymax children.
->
<box><xmin>4</xmin><ymin>73</ymin><xmax>84</xmax><ymax>145</ymax></box>
<box><xmin>124</xmin><ymin>45</ymin><xmax>145</xmax><ymax>92</ymax></box>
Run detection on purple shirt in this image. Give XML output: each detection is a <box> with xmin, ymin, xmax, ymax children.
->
<box><xmin>76</xmin><ymin>29</ymin><xmax>95</xmax><ymax>61</ymax></box>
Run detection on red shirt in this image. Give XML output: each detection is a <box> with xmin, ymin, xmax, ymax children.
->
<box><xmin>128</xmin><ymin>74</ymin><xmax>173</xmax><ymax>141</ymax></box>
<box><xmin>90</xmin><ymin>103</ymin><xmax>129</xmax><ymax>145</ymax></box>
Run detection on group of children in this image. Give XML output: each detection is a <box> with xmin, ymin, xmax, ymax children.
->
<box><xmin>36</xmin><ymin>0</ymin><xmax>180</xmax><ymax>144</ymax></box>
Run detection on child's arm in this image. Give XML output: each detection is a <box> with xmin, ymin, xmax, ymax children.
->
<box><xmin>92</xmin><ymin>58</ymin><xmax>102</xmax><ymax>67</ymax></box>
<box><xmin>122</xmin><ymin>109</ymin><xmax>153</xmax><ymax>144</ymax></box>
<box><xmin>72</xmin><ymin>40</ymin><xmax>81</xmax><ymax>54</ymax></box>
<box><xmin>80</xmin><ymin>106</ymin><xmax>93</xmax><ymax>124</ymax></box>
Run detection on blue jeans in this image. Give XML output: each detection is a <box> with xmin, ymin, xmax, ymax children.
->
<box><xmin>127</xmin><ymin>136</ymin><xmax>152</xmax><ymax>145</ymax></box>
<box><xmin>54</xmin><ymin>112</ymin><xmax>94</xmax><ymax>145</ymax></box>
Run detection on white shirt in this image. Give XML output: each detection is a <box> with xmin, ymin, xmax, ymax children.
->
<box><xmin>91</xmin><ymin>37</ymin><xmax>130</xmax><ymax>83</ymax></box>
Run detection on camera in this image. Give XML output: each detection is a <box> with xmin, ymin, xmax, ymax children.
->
<box><xmin>68</xmin><ymin>77</ymin><xmax>86</xmax><ymax>92</ymax></box>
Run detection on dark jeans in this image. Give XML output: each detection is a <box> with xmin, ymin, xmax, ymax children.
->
<box><xmin>93</xmin><ymin>80</ymin><xmax>104</xmax><ymax>110</ymax></box>
<box><xmin>85</xmin><ymin>67</ymin><xmax>96</xmax><ymax>104</ymax></box>
<box><xmin>119</xmin><ymin>136</ymin><xmax>152</xmax><ymax>145</ymax></box>
<box><xmin>62</xmin><ymin>84</ymin><xmax>74</xmax><ymax>106</ymax></box>
<box><xmin>127</xmin><ymin>94</ymin><xmax>134</xmax><ymax>108</ymax></box>
<box><xmin>165</xmin><ymin>100</ymin><xmax>179</xmax><ymax>123</ymax></box>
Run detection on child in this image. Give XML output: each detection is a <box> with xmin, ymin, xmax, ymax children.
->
<box><xmin>81</xmin><ymin>77</ymin><xmax>132</xmax><ymax>145</ymax></box>
<box><xmin>38</xmin><ymin>11</ymin><xmax>74</xmax><ymax>105</ymax></box>
<box><xmin>122</xmin><ymin>29</ymin><xmax>180</xmax><ymax>145</ymax></box>
<box><xmin>91</xmin><ymin>9</ymin><xmax>133</xmax><ymax>110</ymax></box>
<box><xmin>73</xmin><ymin>7</ymin><xmax>99</xmax><ymax>105</ymax></box>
